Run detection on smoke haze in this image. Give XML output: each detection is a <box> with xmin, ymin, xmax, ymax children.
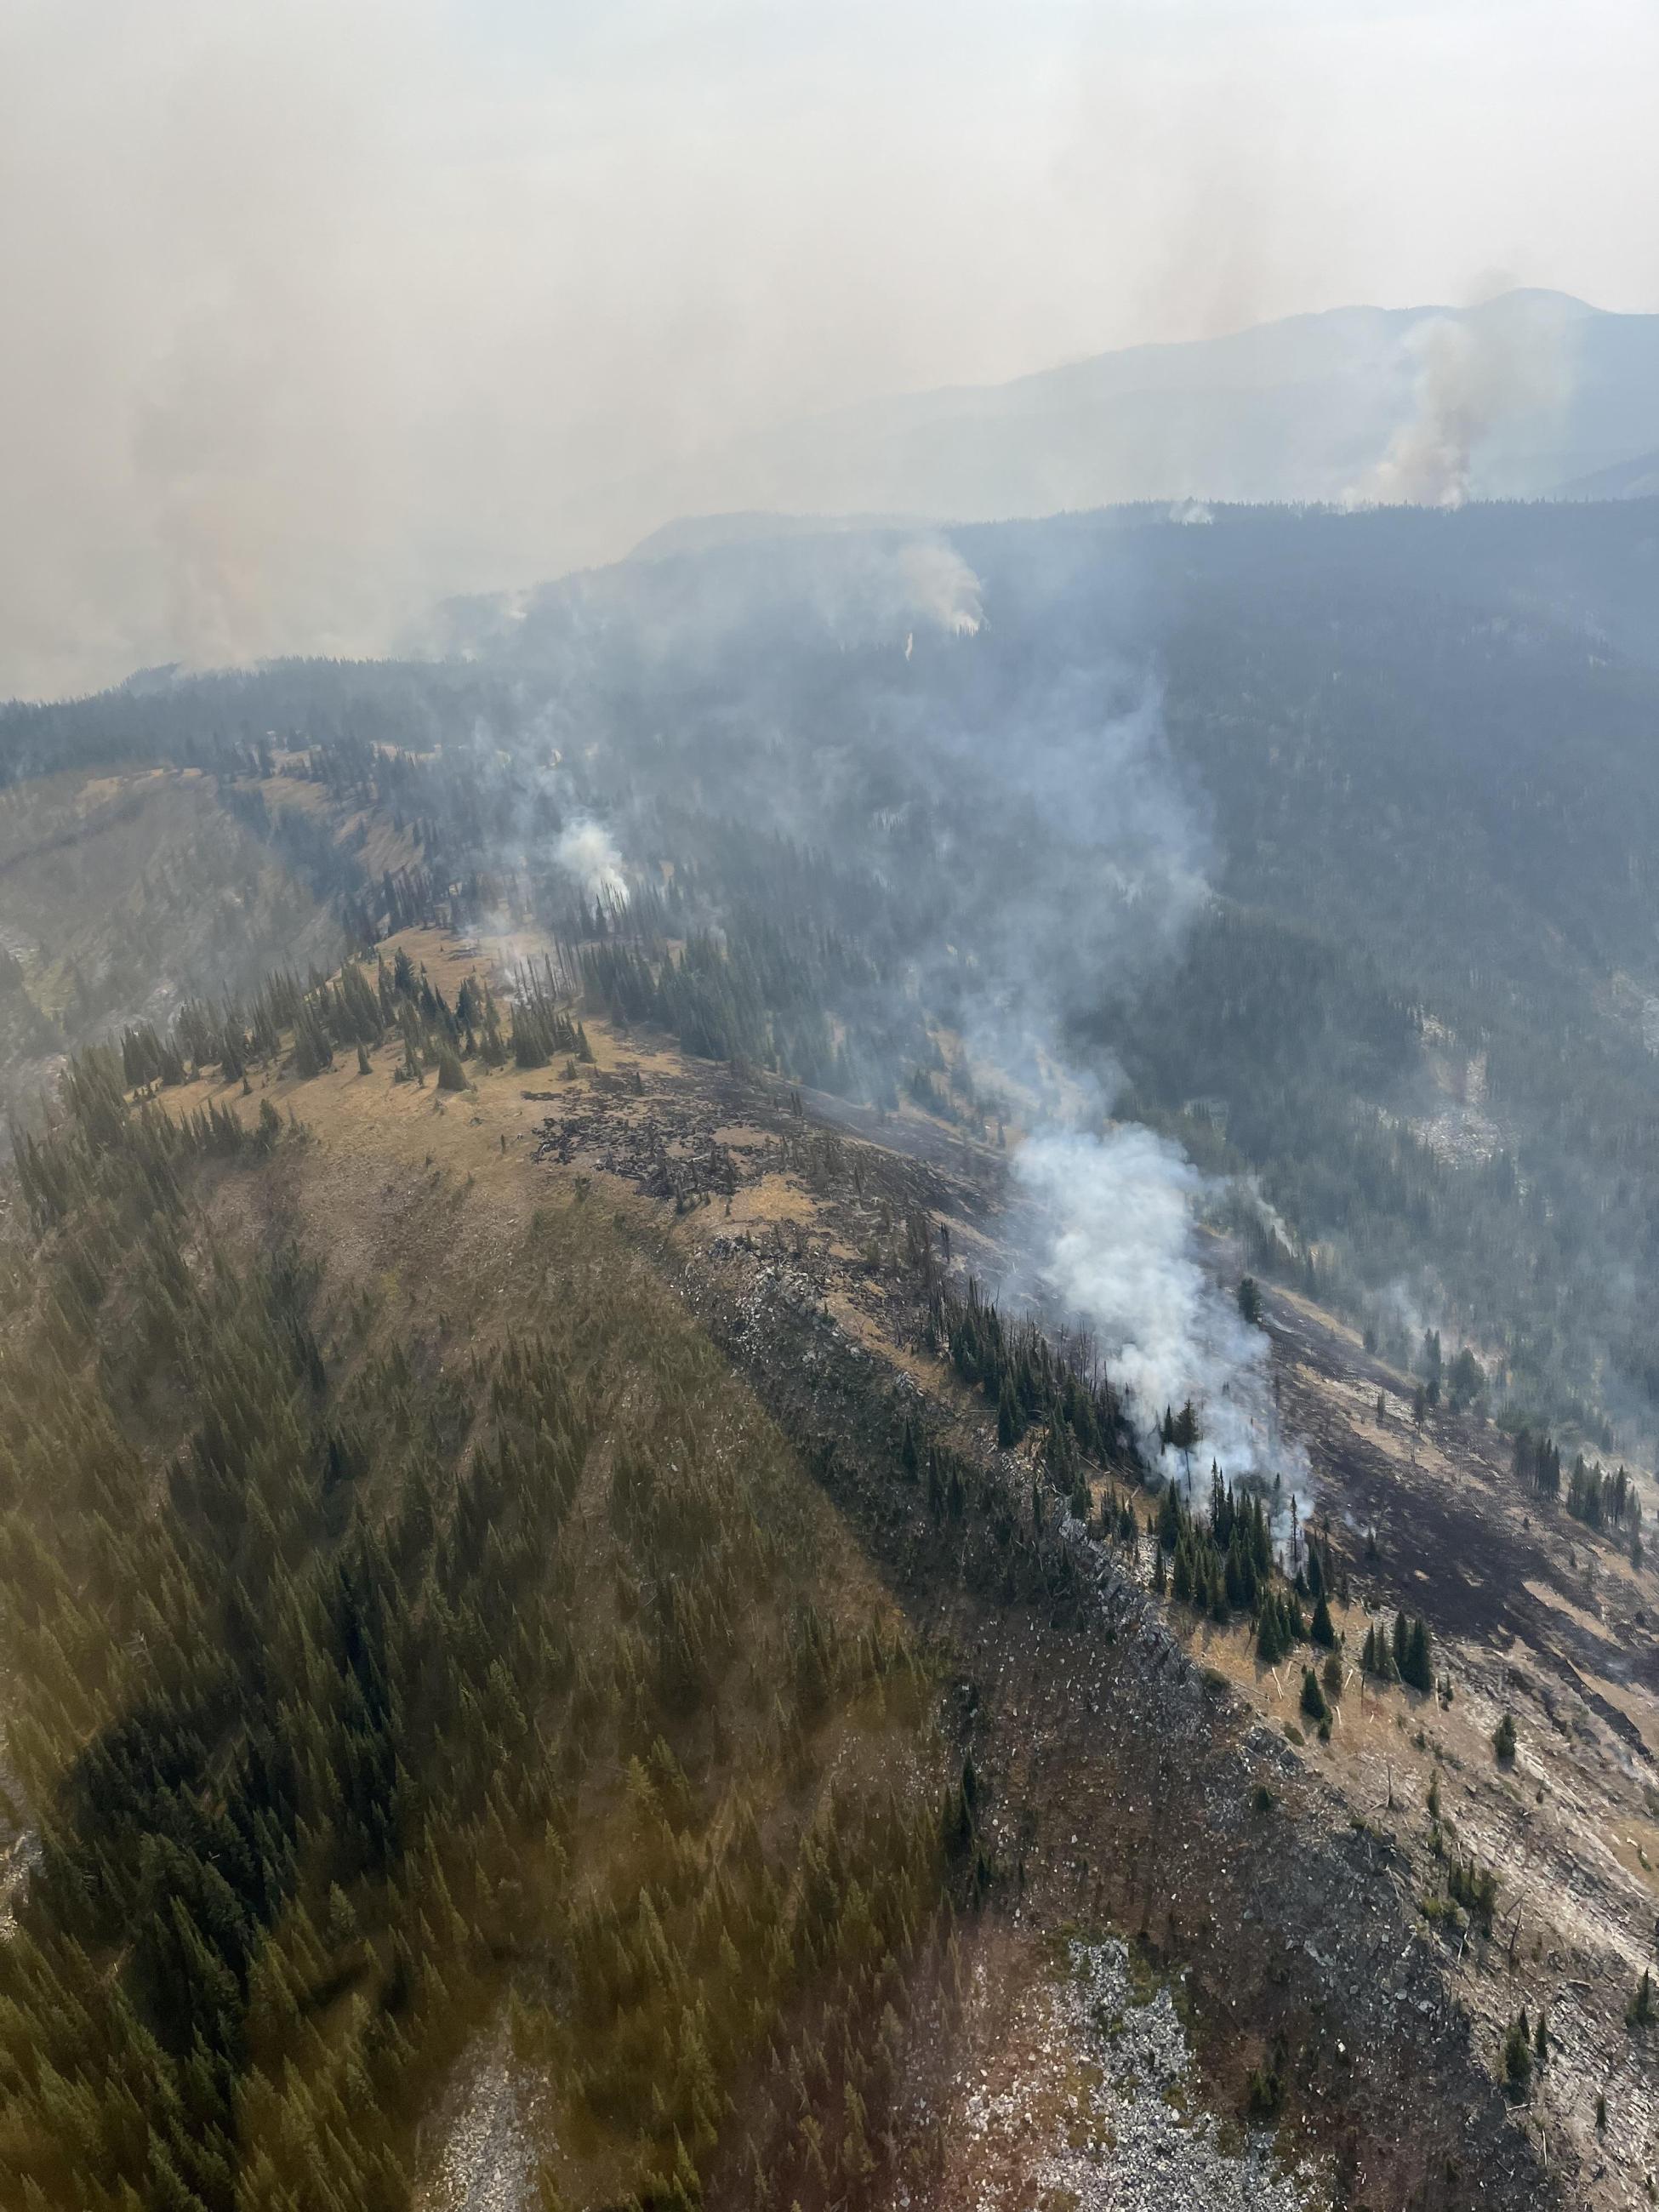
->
<box><xmin>3</xmin><ymin>0</ymin><xmax>1657</xmax><ymax>699</ymax></box>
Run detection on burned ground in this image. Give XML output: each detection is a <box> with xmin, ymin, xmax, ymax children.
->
<box><xmin>459</xmin><ymin>1009</ymin><xmax>1650</xmax><ymax>2209</ymax></box>
<box><xmin>498</xmin><ymin>1035</ymin><xmax>1557</xmax><ymax>2201</ymax></box>
<box><xmin>503</xmin><ymin>1007</ymin><xmax>1659</xmax><ymax>2208</ymax></box>
<box><xmin>1269</xmin><ymin>1291</ymin><xmax>1655</xmax><ymax>1682</ymax></box>
<box><xmin>669</xmin><ymin>1229</ymin><xmax>1554</xmax><ymax>2209</ymax></box>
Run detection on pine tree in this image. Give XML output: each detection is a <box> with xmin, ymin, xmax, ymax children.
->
<box><xmin>996</xmin><ymin>1377</ymin><xmax>1023</xmax><ymax>1450</ymax></box>
<box><xmin>1502</xmin><ymin>2012</ymin><xmax>1532</xmax><ymax>2095</ymax></box>
<box><xmin>1172</xmin><ymin>1540</ymin><xmax>1193</xmax><ymax>1604</ymax></box>
<box><xmin>898</xmin><ymin>1419</ymin><xmax>920</xmax><ymax>1482</ymax></box>
<box><xmin>479</xmin><ymin>986</ymin><xmax>507</xmax><ymax>1069</ymax></box>
<box><xmin>1172</xmin><ymin>1399</ymin><xmax>1200</xmax><ymax>1477</ymax></box>
<box><xmin>1402</xmin><ymin>1616</ymin><xmax>1433</xmax><ymax>1693</ymax></box>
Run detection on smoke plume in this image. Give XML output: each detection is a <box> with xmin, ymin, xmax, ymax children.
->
<box><xmin>554</xmin><ymin>816</ymin><xmax>630</xmax><ymax>907</ymax></box>
<box><xmin>1349</xmin><ymin>294</ymin><xmax>1571</xmax><ymax>509</ymax></box>
<box><xmin>792</xmin><ymin>538</ymin><xmax>1301</xmax><ymax>1495</ymax></box>
<box><xmin>476</xmin><ymin>524</ymin><xmax>1291</xmax><ymax>1498</ymax></box>
<box><xmin>895</xmin><ymin>540</ymin><xmax>983</xmax><ymax>638</ymax></box>
<box><xmin>1013</xmin><ymin>1128</ymin><xmax>1300</xmax><ymax>1485</ymax></box>
<box><xmin>865</xmin><ymin>554</ymin><xmax>1304</xmax><ymax>1495</ymax></box>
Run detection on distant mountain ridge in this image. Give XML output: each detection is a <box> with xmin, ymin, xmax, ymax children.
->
<box><xmin>653</xmin><ymin>289</ymin><xmax>1659</xmax><ymax>524</ymax></box>
<box><xmin>1556</xmin><ymin>449</ymin><xmax>1659</xmax><ymax>500</ymax></box>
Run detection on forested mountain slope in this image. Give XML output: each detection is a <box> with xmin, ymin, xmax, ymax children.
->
<box><xmin>7</xmin><ymin>544</ymin><xmax>1659</xmax><ymax>2194</ymax></box>
<box><xmin>0</xmin><ymin>768</ymin><xmax>344</xmax><ymax>1116</ymax></box>
<box><xmin>0</xmin><ymin>1014</ymin><xmax>961</xmax><ymax>2212</ymax></box>
<box><xmin>3</xmin><ymin>916</ymin><xmax>1603</xmax><ymax>2209</ymax></box>
<box><xmin>7</xmin><ymin>499</ymin><xmax>1659</xmax><ymax>1433</ymax></box>
<box><xmin>438</xmin><ymin>496</ymin><xmax>1659</xmax><ymax>1429</ymax></box>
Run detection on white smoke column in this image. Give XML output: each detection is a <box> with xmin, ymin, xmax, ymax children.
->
<box><xmin>1238</xmin><ymin>1173</ymin><xmax>1297</xmax><ymax>1262</ymax></box>
<box><xmin>554</xmin><ymin>815</ymin><xmax>630</xmax><ymax>906</ymax></box>
<box><xmin>1014</xmin><ymin>1126</ymin><xmax>1303</xmax><ymax>1496</ymax></box>
<box><xmin>1349</xmin><ymin>296</ymin><xmax>1569</xmax><ymax>510</ymax></box>
<box><xmin>896</xmin><ymin>539</ymin><xmax>983</xmax><ymax>636</ymax></box>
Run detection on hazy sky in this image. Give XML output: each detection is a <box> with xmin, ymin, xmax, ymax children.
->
<box><xmin>2</xmin><ymin>0</ymin><xmax>1655</xmax><ymax>699</ymax></box>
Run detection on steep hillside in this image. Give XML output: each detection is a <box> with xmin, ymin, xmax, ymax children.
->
<box><xmin>0</xmin><ymin>765</ymin><xmax>351</xmax><ymax>1132</ymax></box>
<box><xmin>15</xmin><ymin>913</ymin><xmax>1650</xmax><ymax>2204</ymax></box>
<box><xmin>0</xmin><ymin>979</ymin><xmax>961</xmax><ymax>2212</ymax></box>
<box><xmin>5</xmin><ymin>492</ymin><xmax>1659</xmax><ymax>2204</ymax></box>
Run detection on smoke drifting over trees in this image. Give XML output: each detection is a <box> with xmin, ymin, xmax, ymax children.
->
<box><xmin>419</xmin><ymin>527</ymin><xmax>1299</xmax><ymax>1475</ymax></box>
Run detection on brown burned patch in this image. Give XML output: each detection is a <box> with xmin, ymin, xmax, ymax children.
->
<box><xmin>1222</xmin><ymin>1280</ymin><xmax>1659</xmax><ymax>2202</ymax></box>
<box><xmin>1586</xmin><ymin>1670</ymin><xmax>1659</xmax><ymax>1766</ymax></box>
